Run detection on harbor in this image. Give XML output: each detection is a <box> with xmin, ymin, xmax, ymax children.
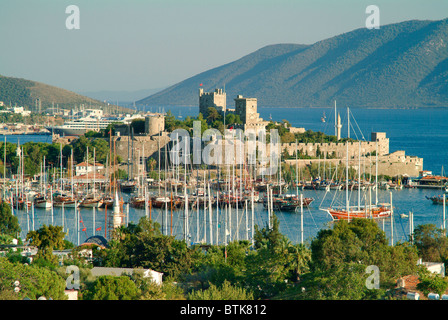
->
<box><xmin>6</xmin><ymin>181</ymin><xmax>448</xmax><ymax>247</ymax></box>
<box><xmin>2</xmin><ymin>103</ymin><xmax>448</xmax><ymax>247</ymax></box>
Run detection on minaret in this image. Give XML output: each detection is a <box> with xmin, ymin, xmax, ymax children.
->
<box><xmin>336</xmin><ymin>113</ymin><xmax>342</xmax><ymax>140</ymax></box>
<box><xmin>112</xmin><ymin>190</ymin><xmax>123</xmax><ymax>229</ymax></box>
<box><xmin>334</xmin><ymin>100</ymin><xmax>343</xmax><ymax>140</ymax></box>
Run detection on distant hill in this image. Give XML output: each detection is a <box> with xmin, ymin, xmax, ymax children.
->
<box><xmin>138</xmin><ymin>18</ymin><xmax>448</xmax><ymax>108</ymax></box>
<box><xmin>80</xmin><ymin>87</ymin><xmax>167</xmax><ymax>104</ymax></box>
<box><xmin>0</xmin><ymin>75</ymin><xmax>129</xmax><ymax>111</ymax></box>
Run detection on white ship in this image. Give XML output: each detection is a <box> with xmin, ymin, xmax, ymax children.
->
<box><xmin>46</xmin><ymin>109</ymin><xmax>144</xmax><ymax>136</ymax></box>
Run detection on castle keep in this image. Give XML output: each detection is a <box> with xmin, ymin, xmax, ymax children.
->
<box><xmin>199</xmin><ymin>88</ymin><xmax>268</xmax><ymax>133</ymax></box>
<box><xmin>199</xmin><ymin>88</ymin><xmax>226</xmax><ymax>116</ymax></box>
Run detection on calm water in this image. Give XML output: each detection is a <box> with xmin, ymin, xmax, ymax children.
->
<box><xmin>6</xmin><ymin>106</ymin><xmax>448</xmax><ymax>245</ymax></box>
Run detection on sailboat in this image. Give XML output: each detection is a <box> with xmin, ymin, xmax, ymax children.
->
<box><xmin>79</xmin><ymin>147</ymin><xmax>103</xmax><ymax>208</ymax></box>
<box><xmin>321</xmin><ymin>111</ymin><xmax>326</xmax><ymax>123</ymax></box>
<box><xmin>53</xmin><ymin>191</ymin><xmax>78</xmax><ymax>207</ymax></box>
<box><xmin>426</xmin><ymin>193</ymin><xmax>448</xmax><ymax>205</ymax></box>
<box><xmin>33</xmin><ymin>193</ymin><xmax>52</xmax><ymax>209</ymax></box>
<box><xmin>320</xmin><ymin>107</ymin><xmax>391</xmax><ymax>221</ymax></box>
<box><xmin>263</xmin><ymin>193</ymin><xmax>313</xmax><ymax>211</ymax></box>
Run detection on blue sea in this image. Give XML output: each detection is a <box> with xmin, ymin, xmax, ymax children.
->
<box><xmin>5</xmin><ymin>106</ymin><xmax>448</xmax><ymax>246</ymax></box>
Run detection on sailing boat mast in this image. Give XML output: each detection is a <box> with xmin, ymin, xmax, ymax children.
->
<box><xmin>346</xmin><ymin>107</ymin><xmax>350</xmax><ymax>220</ymax></box>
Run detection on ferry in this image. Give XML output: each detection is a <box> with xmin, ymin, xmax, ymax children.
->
<box><xmin>46</xmin><ymin>109</ymin><xmax>144</xmax><ymax>136</ymax></box>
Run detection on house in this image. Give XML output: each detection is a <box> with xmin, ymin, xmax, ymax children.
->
<box><xmin>65</xmin><ymin>289</ymin><xmax>78</xmax><ymax>300</ymax></box>
<box><xmin>75</xmin><ymin>161</ymin><xmax>105</xmax><ymax>176</ymax></box>
<box><xmin>90</xmin><ymin>267</ymin><xmax>163</xmax><ymax>286</ymax></box>
<box><xmin>395</xmin><ymin>260</ymin><xmax>446</xmax><ymax>300</ymax></box>
<box><xmin>418</xmin><ymin>259</ymin><xmax>445</xmax><ymax>277</ymax></box>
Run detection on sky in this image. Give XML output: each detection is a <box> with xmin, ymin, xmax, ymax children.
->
<box><xmin>0</xmin><ymin>0</ymin><xmax>447</xmax><ymax>94</ymax></box>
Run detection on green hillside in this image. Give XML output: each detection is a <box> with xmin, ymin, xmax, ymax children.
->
<box><xmin>0</xmin><ymin>75</ymin><xmax>128</xmax><ymax>111</ymax></box>
<box><xmin>138</xmin><ymin>18</ymin><xmax>448</xmax><ymax>108</ymax></box>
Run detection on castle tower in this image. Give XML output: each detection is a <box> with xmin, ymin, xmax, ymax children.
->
<box><xmin>371</xmin><ymin>132</ymin><xmax>389</xmax><ymax>155</ymax></box>
<box><xmin>234</xmin><ymin>95</ymin><xmax>258</xmax><ymax>124</ymax></box>
<box><xmin>145</xmin><ymin>114</ymin><xmax>165</xmax><ymax>136</ymax></box>
<box><xmin>199</xmin><ymin>88</ymin><xmax>226</xmax><ymax>117</ymax></box>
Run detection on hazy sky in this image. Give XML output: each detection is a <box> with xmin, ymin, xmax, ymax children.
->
<box><xmin>0</xmin><ymin>0</ymin><xmax>447</xmax><ymax>93</ymax></box>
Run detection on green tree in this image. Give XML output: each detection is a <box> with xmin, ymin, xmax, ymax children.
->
<box><xmin>187</xmin><ymin>241</ymin><xmax>250</xmax><ymax>290</ymax></box>
<box><xmin>206</xmin><ymin>107</ymin><xmax>221</xmax><ymax>124</ymax></box>
<box><xmin>130</xmin><ymin>269</ymin><xmax>185</xmax><ymax>300</ymax></box>
<box><xmin>413</xmin><ymin>224</ymin><xmax>448</xmax><ymax>263</ymax></box>
<box><xmin>296</xmin><ymin>262</ymin><xmax>384</xmax><ymax>300</ymax></box>
<box><xmin>0</xmin><ymin>257</ymin><xmax>67</xmax><ymax>300</ymax></box>
<box><xmin>188</xmin><ymin>280</ymin><xmax>254</xmax><ymax>300</ymax></box>
<box><xmin>244</xmin><ymin>215</ymin><xmax>306</xmax><ymax>298</ymax></box>
<box><xmin>26</xmin><ymin>225</ymin><xmax>66</xmax><ymax>264</ymax></box>
<box><xmin>417</xmin><ymin>266</ymin><xmax>448</xmax><ymax>297</ymax></box>
<box><xmin>82</xmin><ymin>275</ymin><xmax>141</xmax><ymax>300</ymax></box>
<box><xmin>91</xmin><ymin>138</ymin><xmax>110</xmax><ymax>164</ymax></box>
<box><xmin>95</xmin><ymin>218</ymin><xmax>200</xmax><ymax>280</ymax></box>
<box><xmin>310</xmin><ymin>218</ymin><xmax>418</xmax><ymax>291</ymax></box>
<box><xmin>0</xmin><ymin>201</ymin><xmax>20</xmax><ymax>237</ymax></box>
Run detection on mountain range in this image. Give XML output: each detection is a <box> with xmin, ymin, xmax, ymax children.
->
<box><xmin>137</xmin><ymin>18</ymin><xmax>448</xmax><ymax>108</ymax></box>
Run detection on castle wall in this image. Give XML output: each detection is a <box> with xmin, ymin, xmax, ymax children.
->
<box><xmin>284</xmin><ymin>151</ymin><xmax>423</xmax><ymax>178</ymax></box>
<box><xmin>113</xmin><ymin>134</ymin><xmax>170</xmax><ymax>179</ymax></box>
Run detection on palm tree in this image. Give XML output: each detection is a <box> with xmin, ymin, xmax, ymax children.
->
<box><xmin>287</xmin><ymin>243</ymin><xmax>311</xmax><ymax>281</ymax></box>
<box><xmin>148</xmin><ymin>158</ymin><xmax>157</xmax><ymax>172</ymax></box>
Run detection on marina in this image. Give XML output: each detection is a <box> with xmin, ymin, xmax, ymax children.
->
<box><xmin>8</xmin><ymin>185</ymin><xmax>448</xmax><ymax>247</ymax></box>
<box><xmin>2</xmin><ymin>106</ymin><xmax>448</xmax><ymax>247</ymax></box>
<box><xmin>0</xmin><ymin>107</ymin><xmax>447</xmax><ymax>248</ymax></box>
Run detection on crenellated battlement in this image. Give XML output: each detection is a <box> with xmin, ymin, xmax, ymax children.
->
<box><xmin>280</xmin><ymin>132</ymin><xmax>389</xmax><ymax>158</ymax></box>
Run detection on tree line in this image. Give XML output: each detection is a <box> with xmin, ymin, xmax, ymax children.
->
<box><xmin>0</xmin><ymin>137</ymin><xmax>115</xmax><ymax>178</ymax></box>
<box><xmin>1</xmin><ymin>199</ymin><xmax>448</xmax><ymax>300</ymax></box>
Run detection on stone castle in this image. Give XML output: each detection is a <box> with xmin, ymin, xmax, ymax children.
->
<box><xmin>198</xmin><ymin>87</ymin><xmax>423</xmax><ymax>177</ymax></box>
<box><xmin>59</xmin><ymin>88</ymin><xmax>423</xmax><ymax>179</ymax></box>
<box><xmin>280</xmin><ymin>132</ymin><xmax>423</xmax><ymax>178</ymax></box>
<box><xmin>199</xmin><ymin>88</ymin><xmax>269</xmax><ymax>134</ymax></box>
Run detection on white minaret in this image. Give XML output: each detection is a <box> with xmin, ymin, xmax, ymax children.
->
<box><xmin>334</xmin><ymin>101</ymin><xmax>342</xmax><ymax>140</ymax></box>
<box><xmin>112</xmin><ymin>190</ymin><xmax>123</xmax><ymax>229</ymax></box>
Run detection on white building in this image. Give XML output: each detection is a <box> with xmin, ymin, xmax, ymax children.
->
<box><xmin>11</xmin><ymin>106</ymin><xmax>31</xmax><ymax>117</ymax></box>
<box><xmin>75</xmin><ymin>161</ymin><xmax>105</xmax><ymax>176</ymax></box>
<box><xmin>90</xmin><ymin>267</ymin><xmax>163</xmax><ymax>286</ymax></box>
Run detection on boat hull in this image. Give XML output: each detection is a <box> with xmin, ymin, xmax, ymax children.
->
<box><xmin>79</xmin><ymin>199</ymin><xmax>103</xmax><ymax>208</ymax></box>
<box><xmin>323</xmin><ymin>206</ymin><xmax>391</xmax><ymax>221</ymax></box>
<box><xmin>46</xmin><ymin>126</ymin><xmax>89</xmax><ymax>136</ymax></box>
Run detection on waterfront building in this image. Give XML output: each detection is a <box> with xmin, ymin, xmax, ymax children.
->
<box><xmin>75</xmin><ymin>161</ymin><xmax>105</xmax><ymax>176</ymax></box>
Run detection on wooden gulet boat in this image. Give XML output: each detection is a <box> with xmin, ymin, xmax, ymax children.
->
<box><xmin>322</xmin><ymin>205</ymin><xmax>391</xmax><ymax>221</ymax></box>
